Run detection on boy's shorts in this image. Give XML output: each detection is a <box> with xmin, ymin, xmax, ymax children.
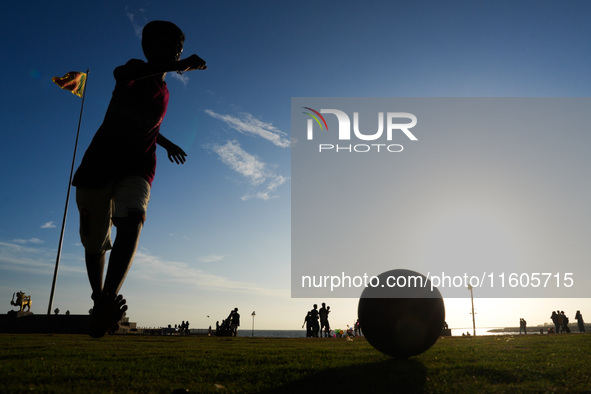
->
<box><xmin>76</xmin><ymin>176</ymin><xmax>150</xmax><ymax>253</ymax></box>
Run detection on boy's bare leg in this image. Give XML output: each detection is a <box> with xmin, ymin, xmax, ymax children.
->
<box><xmin>103</xmin><ymin>216</ymin><xmax>143</xmax><ymax>296</ymax></box>
<box><xmin>85</xmin><ymin>251</ymin><xmax>105</xmax><ymax>301</ymax></box>
<box><xmin>89</xmin><ymin>216</ymin><xmax>142</xmax><ymax>338</ymax></box>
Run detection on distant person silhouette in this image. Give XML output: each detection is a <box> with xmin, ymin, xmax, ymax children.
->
<box><xmin>73</xmin><ymin>20</ymin><xmax>207</xmax><ymax>338</ymax></box>
<box><xmin>575</xmin><ymin>310</ymin><xmax>585</xmax><ymax>333</ymax></box>
<box><xmin>551</xmin><ymin>311</ymin><xmax>560</xmax><ymax>334</ymax></box>
<box><xmin>561</xmin><ymin>311</ymin><xmax>570</xmax><ymax>333</ymax></box>
<box><xmin>229</xmin><ymin>308</ymin><xmax>240</xmax><ymax>336</ymax></box>
<box><xmin>310</xmin><ymin>304</ymin><xmax>320</xmax><ymax>337</ymax></box>
<box><xmin>324</xmin><ymin>306</ymin><xmax>332</xmax><ymax>337</ymax></box>
<box><xmin>302</xmin><ymin>311</ymin><xmax>313</xmax><ymax>337</ymax></box>
<box><xmin>319</xmin><ymin>302</ymin><xmax>329</xmax><ymax>337</ymax></box>
<box><xmin>519</xmin><ymin>318</ymin><xmax>527</xmax><ymax>334</ymax></box>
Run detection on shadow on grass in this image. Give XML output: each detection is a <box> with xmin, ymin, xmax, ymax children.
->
<box><xmin>262</xmin><ymin>357</ymin><xmax>426</xmax><ymax>393</ymax></box>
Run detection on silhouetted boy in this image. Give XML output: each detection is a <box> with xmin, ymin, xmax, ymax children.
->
<box><xmin>73</xmin><ymin>20</ymin><xmax>206</xmax><ymax>338</ymax></box>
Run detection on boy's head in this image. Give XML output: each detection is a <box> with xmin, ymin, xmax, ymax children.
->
<box><xmin>142</xmin><ymin>21</ymin><xmax>185</xmax><ymax>62</ymax></box>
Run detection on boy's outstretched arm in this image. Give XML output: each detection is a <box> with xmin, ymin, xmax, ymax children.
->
<box><xmin>157</xmin><ymin>134</ymin><xmax>187</xmax><ymax>165</ymax></box>
<box><xmin>114</xmin><ymin>55</ymin><xmax>206</xmax><ymax>82</ymax></box>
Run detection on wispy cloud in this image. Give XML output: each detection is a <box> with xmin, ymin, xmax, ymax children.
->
<box><xmin>169</xmin><ymin>72</ymin><xmax>189</xmax><ymax>86</ymax></box>
<box><xmin>125</xmin><ymin>6</ymin><xmax>146</xmax><ymax>38</ymax></box>
<box><xmin>0</xmin><ymin>241</ymin><xmax>282</xmax><ymax>297</ymax></box>
<box><xmin>214</xmin><ymin>140</ymin><xmax>266</xmax><ymax>185</ymax></box>
<box><xmin>251</xmin><ymin>174</ymin><xmax>287</xmax><ymax>201</ymax></box>
<box><xmin>205</xmin><ymin>110</ymin><xmax>290</xmax><ymax>148</ymax></box>
<box><xmin>12</xmin><ymin>238</ymin><xmax>44</xmax><ymax>245</ymax></box>
<box><xmin>168</xmin><ymin>233</ymin><xmax>191</xmax><ymax>241</ymax></box>
<box><xmin>212</xmin><ymin>140</ymin><xmax>287</xmax><ymax>200</ymax></box>
<box><xmin>133</xmin><ymin>250</ymin><xmax>282</xmax><ymax>296</ymax></box>
<box><xmin>41</xmin><ymin>221</ymin><xmax>56</xmax><ymax>229</ymax></box>
<box><xmin>197</xmin><ymin>254</ymin><xmax>226</xmax><ymax>263</ymax></box>
<box><xmin>0</xmin><ymin>241</ymin><xmax>84</xmax><ymax>275</ymax></box>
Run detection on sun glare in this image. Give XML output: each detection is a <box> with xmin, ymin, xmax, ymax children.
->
<box><xmin>419</xmin><ymin>207</ymin><xmax>522</xmax><ymax>273</ymax></box>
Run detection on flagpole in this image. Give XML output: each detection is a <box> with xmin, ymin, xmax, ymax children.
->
<box><xmin>47</xmin><ymin>69</ymin><xmax>89</xmax><ymax>315</ymax></box>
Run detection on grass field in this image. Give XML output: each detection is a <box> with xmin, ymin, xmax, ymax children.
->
<box><xmin>1</xmin><ymin>333</ymin><xmax>590</xmax><ymax>393</ymax></box>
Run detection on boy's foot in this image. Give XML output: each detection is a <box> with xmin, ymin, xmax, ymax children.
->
<box><xmin>89</xmin><ymin>294</ymin><xmax>128</xmax><ymax>338</ymax></box>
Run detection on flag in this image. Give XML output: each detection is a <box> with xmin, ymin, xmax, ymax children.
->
<box><xmin>52</xmin><ymin>71</ymin><xmax>87</xmax><ymax>97</ymax></box>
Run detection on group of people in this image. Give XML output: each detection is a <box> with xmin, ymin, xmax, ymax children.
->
<box><xmin>165</xmin><ymin>320</ymin><xmax>190</xmax><ymax>335</ymax></box>
<box><xmin>302</xmin><ymin>303</ymin><xmax>331</xmax><ymax>337</ymax></box>
<box><xmin>348</xmin><ymin>320</ymin><xmax>362</xmax><ymax>337</ymax></box>
<box><xmin>549</xmin><ymin>310</ymin><xmax>586</xmax><ymax>334</ymax></box>
<box><xmin>214</xmin><ymin>308</ymin><xmax>241</xmax><ymax>337</ymax></box>
<box><xmin>180</xmin><ymin>320</ymin><xmax>190</xmax><ymax>335</ymax></box>
<box><xmin>519</xmin><ymin>310</ymin><xmax>586</xmax><ymax>334</ymax></box>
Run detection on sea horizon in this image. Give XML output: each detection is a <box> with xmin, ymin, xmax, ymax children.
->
<box><xmin>185</xmin><ymin>327</ymin><xmax>541</xmax><ymax>338</ymax></box>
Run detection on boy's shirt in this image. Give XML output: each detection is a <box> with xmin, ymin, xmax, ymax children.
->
<box><xmin>73</xmin><ymin>63</ymin><xmax>169</xmax><ymax>188</ymax></box>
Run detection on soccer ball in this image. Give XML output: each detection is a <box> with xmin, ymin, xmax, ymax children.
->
<box><xmin>358</xmin><ymin>269</ymin><xmax>445</xmax><ymax>358</ymax></box>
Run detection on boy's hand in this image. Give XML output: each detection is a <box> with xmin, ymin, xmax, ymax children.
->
<box><xmin>166</xmin><ymin>143</ymin><xmax>187</xmax><ymax>165</ymax></box>
<box><xmin>179</xmin><ymin>54</ymin><xmax>207</xmax><ymax>72</ymax></box>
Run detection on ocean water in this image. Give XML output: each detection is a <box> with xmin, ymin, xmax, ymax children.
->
<box><xmin>191</xmin><ymin>324</ymin><xmax>559</xmax><ymax>338</ymax></box>
<box><xmin>234</xmin><ymin>328</ymin><xmax>525</xmax><ymax>338</ymax></box>
<box><xmin>451</xmin><ymin>327</ymin><xmax>521</xmax><ymax>336</ymax></box>
<box><xmin>236</xmin><ymin>330</ymin><xmax>307</xmax><ymax>338</ymax></box>
<box><xmin>187</xmin><ymin>328</ymin><xmax>309</xmax><ymax>337</ymax></box>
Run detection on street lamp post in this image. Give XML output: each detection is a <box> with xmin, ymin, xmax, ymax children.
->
<box><xmin>251</xmin><ymin>311</ymin><xmax>256</xmax><ymax>338</ymax></box>
<box><xmin>468</xmin><ymin>284</ymin><xmax>476</xmax><ymax>336</ymax></box>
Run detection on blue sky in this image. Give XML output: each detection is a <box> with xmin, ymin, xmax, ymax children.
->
<box><xmin>2</xmin><ymin>1</ymin><xmax>591</xmax><ymax>331</ymax></box>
